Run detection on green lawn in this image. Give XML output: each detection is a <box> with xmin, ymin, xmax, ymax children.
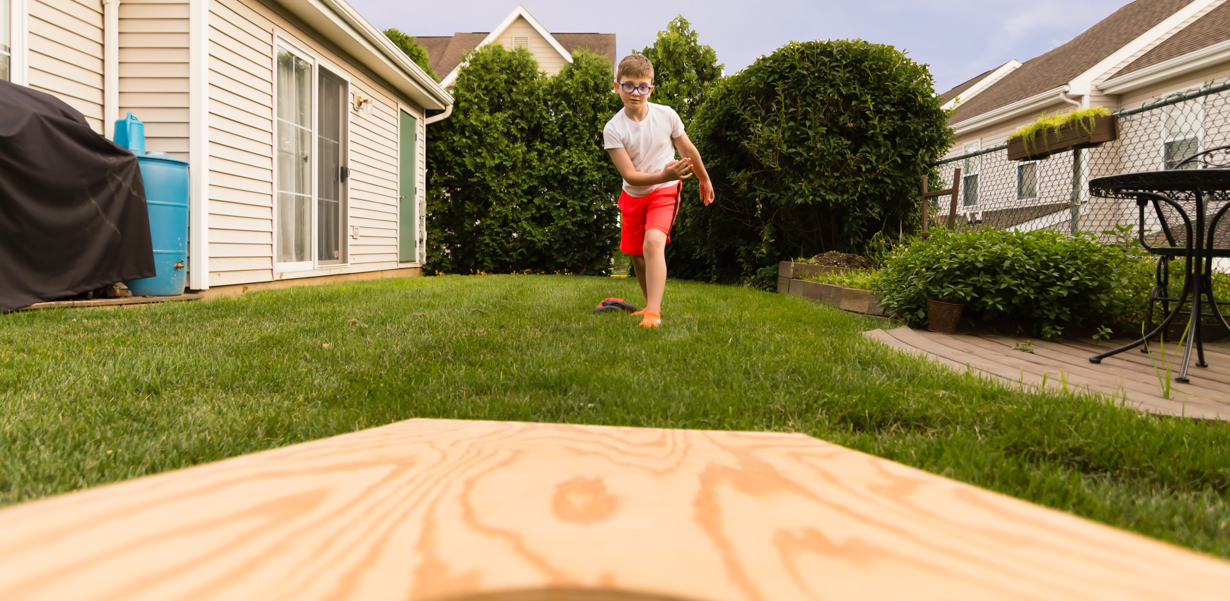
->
<box><xmin>2</xmin><ymin>275</ymin><xmax>1228</xmax><ymax>557</ymax></box>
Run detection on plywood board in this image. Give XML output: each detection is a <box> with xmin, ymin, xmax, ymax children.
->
<box><xmin>1</xmin><ymin>419</ymin><xmax>1228</xmax><ymax>601</ymax></box>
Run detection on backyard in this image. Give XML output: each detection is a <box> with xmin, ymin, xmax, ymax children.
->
<box><xmin>1</xmin><ymin>275</ymin><xmax>1228</xmax><ymax>558</ymax></box>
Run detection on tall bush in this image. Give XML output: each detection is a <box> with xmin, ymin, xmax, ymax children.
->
<box><xmin>668</xmin><ymin>40</ymin><xmax>956</xmax><ymax>286</ymax></box>
<box><xmin>638</xmin><ymin>16</ymin><xmax>723</xmax><ymax>129</ymax></box>
<box><xmin>425</xmin><ymin>45</ymin><xmax>622</xmax><ymax>274</ymax></box>
<box><xmin>384</xmin><ymin>29</ymin><xmax>437</xmax><ymax>81</ymax></box>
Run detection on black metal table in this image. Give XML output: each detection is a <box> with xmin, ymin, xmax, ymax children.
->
<box><xmin>1088</xmin><ymin>168</ymin><xmax>1230</xmax><ymax>383</ymax></box>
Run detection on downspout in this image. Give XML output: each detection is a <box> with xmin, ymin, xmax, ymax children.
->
<box><xmin>424</xmin><ymin>103</ymin><xmax>452</xmax><ymax>125</ymax></box>
<box><xmin>1059</xmin><ymin>87</ymin><xmax>1083</xmax><ymax>234</ymax></box>
<box><xmin>103</xmin><ymin>0</ymin><xmax>120</xmax><ymax>139</ymax></box>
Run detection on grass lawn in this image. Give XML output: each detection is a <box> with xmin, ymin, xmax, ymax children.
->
<box><xmin>2</xmin><ymin>275</ymin><xmax>1228</xmax><ymax>557</ymax></box>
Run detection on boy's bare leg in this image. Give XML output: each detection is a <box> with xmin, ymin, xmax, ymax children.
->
<box><xmin>642</xmin><ymin>229</ymin><xmax>668</xmax><ymax>313</ymax></box>
<box><xmin>631</xmin><ymin>254</ymin><xmax>648</xmax><ymax>303</ymax></box>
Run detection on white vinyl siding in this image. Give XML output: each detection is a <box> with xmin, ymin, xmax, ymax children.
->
<box><xmin>27</xmin><ymin>0</ymin><xmax>104</xmax><ymax>132</ymax></box>
<box><xmin>205</xmin><ymin>0</ymin><xmax>424</xmax><ymax>288</ymax></box>
<box><xmin>499</xmin><ymin>16</ymin><xmax>566</xmax><ymax>75</ymax></box>
<box><xmin>118</xmin><ymin>0</ymin><xmax>189</xmax><ymax>159</ymax></box>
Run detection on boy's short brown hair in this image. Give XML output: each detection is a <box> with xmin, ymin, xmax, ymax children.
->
<box><xmin>616</xmin><ymin>54</ymin><xmax>654</xmax><ymax>82</ymax></box>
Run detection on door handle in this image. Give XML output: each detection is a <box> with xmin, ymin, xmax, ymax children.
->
<box><xmin>340</xmin><ymin>166</ymin><xmax>349</xmax><ymax>183</ymax></box>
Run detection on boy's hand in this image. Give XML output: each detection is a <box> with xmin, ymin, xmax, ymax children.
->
<box><xmin>662</xmin><ymin>158</ymin><xmax>693</xmax><ymax>182</ymax></box>
<box><xmin>699</xmin><ymin>179</ymin><xmax>714</xmax><ymax>206</ymax></box>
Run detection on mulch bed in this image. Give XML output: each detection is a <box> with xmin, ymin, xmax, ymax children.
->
<box><xmin>805</xmin><ymin>251</ymin><xmax>873</xmax><ymax>271</ymax></box>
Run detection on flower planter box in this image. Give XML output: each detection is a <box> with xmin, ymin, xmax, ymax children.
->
<box><xmin>1006</xmin><ymin>114</ymin><xmax>1118</xmax><ymax>161</ymax></box>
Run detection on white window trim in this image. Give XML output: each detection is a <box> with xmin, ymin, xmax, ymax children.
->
<box><xmin>961</xmin><ymin>141</ymin><xmax>980</xmax><ymax>208</ymax></box>
<box><xmin>1161</xmin><ymin>97</ymin><xmax>1205</xmax><ymax>170</ymax></box>
<box><xmin>5</xmin><ymin>0</ymin><xmax>27</xmax><ymax>85</ymax></box>
<box><xmin>1016</xmin><ymin>161</ymin><xmax>1039</xmax><ymax>201</ymax></box>
<box><xmin>271</xmin><ymin>33</ymin><xmax>353</xmax><ymax>274</ymax></box>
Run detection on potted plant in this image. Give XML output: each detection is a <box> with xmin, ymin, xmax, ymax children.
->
<box><xmin>926</xmin><ymin>298</ymin><xmax>964</xmax><ymax>334</ymax></box>
<box><xmin>1006</xmin><ymin>107</ymin><xmax>1117</xmax><ymax>161</ymax></box>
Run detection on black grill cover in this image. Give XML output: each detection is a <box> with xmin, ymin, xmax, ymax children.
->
<box><xmin>0</xmin><ymin>80</ymin><xmax>155</xmax><ymax>312</ymax></box>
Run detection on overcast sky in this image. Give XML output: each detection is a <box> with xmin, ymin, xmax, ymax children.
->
<box><xmin>349</xmin><ymin>0</ymin><xmax>1130</xmax><ymax>93</ymax></box>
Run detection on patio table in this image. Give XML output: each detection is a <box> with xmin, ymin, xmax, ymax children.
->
<box><xmin>1088</xmin><ymin>168</ymin><xmax>1230</xmax><ymax>382</ymax></box>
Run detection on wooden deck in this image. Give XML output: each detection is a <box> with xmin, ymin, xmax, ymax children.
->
<box><xmin>1</xmin><ymin>418</ymin><xmax>1229</xmax><ymax>600</ymax></box>
<box><xmin>865</xmin><ymin>326</ymin><xmax>1230</xmax><ymax>419</ymax></box>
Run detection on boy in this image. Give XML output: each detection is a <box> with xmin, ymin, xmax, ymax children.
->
<box><xmin>603</xmin><ymin>54</ymin><xmax>714</xmax><ymax>328</ymax></box>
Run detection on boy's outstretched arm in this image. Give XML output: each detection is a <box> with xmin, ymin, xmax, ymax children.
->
<box><xmin>607</xmin><ymin>148</ymin><xmax>693</xmax><ymax>187</ymax></box>
<box><xmin>673</xmin><ymin>133</ymin><xmax>714</xmax><ymax>206</ymax></box>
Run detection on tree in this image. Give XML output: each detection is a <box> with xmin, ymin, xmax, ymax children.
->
<box><xmin>384</xmin><ymin>28</ymin><xmax>437</xmax><ymax>81</ymax></box>
<box><xmin>424</xmin><ymin>45</ymin><xmax>622</xmax><ymax>275</ymax></box>
<box><xmin>668</xmin><ymin>40</ymin><xmax>957</xmax><ymax>287</ymax></box>
<box><xmin>638</xmin><ymin>16</ymin><xmax>723</xmax><ymax>128</ymax></box>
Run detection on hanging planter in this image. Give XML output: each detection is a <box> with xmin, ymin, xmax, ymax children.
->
<box><xmin>1006</xmin><ymin>109</ymin><xmax>1118</xmax><ymax>161</ymax></box>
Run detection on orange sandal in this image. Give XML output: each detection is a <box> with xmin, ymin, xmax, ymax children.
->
<box><xmin>637</xmin><ymin>311</ymin><xmax>661</xmax><ymax>328</ymax></box>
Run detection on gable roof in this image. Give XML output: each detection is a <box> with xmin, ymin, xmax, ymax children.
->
<box><xmin>412</xmin><ymin>6</ymin><xmax>616</xmax><ymax>87</ymax></box>
<box><xmin>951</xmin><ymin>0</ymin><xmax>1197</xmax><ymax>124</ymax></box>
<box><xmin>1112</xmin><ymin>0</ymin><xmax>1230</xmax><ymax>78</ymax></box>
<box><xmin>940</xmin><ymin>68</ymin><xmax>996</xmax><ymax>104</ymax></box>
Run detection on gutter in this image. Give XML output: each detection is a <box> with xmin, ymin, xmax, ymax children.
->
<box><xmin>952</xmin><ymin>85</ymin><xmax>1073</xmax><ymax>136</ymax></box>
<box><xmin>1099</xmin><ymin>39</ymin><xmax>1230</xmax><ymax>95</ymax></box>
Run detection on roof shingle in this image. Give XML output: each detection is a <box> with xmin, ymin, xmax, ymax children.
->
<box><xmin>1112</xmin><ymin>0</ymin><xmax>1230</xmax><ymax>78</ymax></box>
<box><xmin>952</xmin><ymin>0</ymin><xmax>1196</xmax><ymax>124</ymax></box>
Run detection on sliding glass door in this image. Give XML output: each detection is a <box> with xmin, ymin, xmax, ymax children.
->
<box><xmin>275</xmin><ymin>42</ymin><xmax>349</xmax><ymax>271</ymax></box>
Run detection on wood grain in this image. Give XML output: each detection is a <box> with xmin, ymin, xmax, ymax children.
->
<box><xmin>1</xmin><ymin>419</ymin><xmax>1228</xmax><ymax>601</ymax></box>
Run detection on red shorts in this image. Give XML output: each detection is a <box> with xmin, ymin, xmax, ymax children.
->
<box><xmin>619</xmin><ymin>184</ymin><xmax>681</xmax><ymax>255</ymax></box>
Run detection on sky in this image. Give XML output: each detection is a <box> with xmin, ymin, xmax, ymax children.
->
<box><xmin>349</xmin><ymin>0</ymin><xmax>1133</xmax><ymax>94</ymax></box>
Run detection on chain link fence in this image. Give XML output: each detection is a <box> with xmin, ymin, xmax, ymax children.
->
<box><xmin>928</xmin><ymin>78</ymin><xmax>1230</xmax><ymax>274</ymax></box>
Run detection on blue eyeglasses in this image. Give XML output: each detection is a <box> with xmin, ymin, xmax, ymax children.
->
<box><xmin>619</xmin><ymin>83</ymin><xmax>654</xmax><ymax>95</ymax></box>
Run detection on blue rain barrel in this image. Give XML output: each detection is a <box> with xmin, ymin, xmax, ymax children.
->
<box><xmin>125</xmin><ymin>153</ymin><xmax>190</xmax><ymax>296</ymax></box>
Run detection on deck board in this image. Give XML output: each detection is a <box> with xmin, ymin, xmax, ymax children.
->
<box><xmin>866</xmin><ymin>327</ymin><xmax>1230</xmax><ymax>419</ymax></box>
<box><xmin>2</xmin><ymin>418</ymin><xmax>1229</xmax><ymax>600</ymax></box>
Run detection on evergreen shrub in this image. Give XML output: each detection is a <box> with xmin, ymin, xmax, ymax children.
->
<box><xmin>425</xmin><ymin>45</ymin><xmax>622</xmax><ymax>275</ymax></box>
<box><xmin>668</xmin><ymin>40</ymin><xmax>956</xmax><ymax>287</ymax></box>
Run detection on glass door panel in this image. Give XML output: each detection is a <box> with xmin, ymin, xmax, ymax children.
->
<box><xmin>317</xmin><ymin>68</ymin><xmax>347</xmax><ymax>264</ymax></box>
<box><xmin>275</xmin><ymin>47</ymin><xmax>313</xmax><ymax>268</ymax></box>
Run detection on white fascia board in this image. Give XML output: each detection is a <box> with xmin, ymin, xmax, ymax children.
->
<box><xmin>1099</xmin><ymin>39</ymin><xmax>1230</xmax><ymax>94</ymax></box>
<box><xmin>277</xmin><ymin>0</ymin><xmax>453</xmax><ymax>111</ymax></box>
<box><xmin>952</xmin><ymin>86</ymin><xmax>1070</xmax><ymax>136</ymax></box>
<box><xmin>942</xmin><ymin>60</ymin><xmax>1022</xmax><ymax>111</ymax></box>
<box><xmin>438</xmin><ymin>4</ymin><xmax>574</xmax><ymax>89</ymax></box>
<box><xmin>1070</xmin><ymin>0</ymin><xmax>1218</xmax><ymax>95</ymax></box>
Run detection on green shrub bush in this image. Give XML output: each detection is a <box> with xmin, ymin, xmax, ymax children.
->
<box><xmin>424</xmin><ymin>45</ymin><xmax>621</xmax><ymax>275</ymax></box>
<box><xmin>667</xmin><ymin>39</ymin><xmax>956</xmax><ymax>288</ymax></box>
<box><xmin>876</xmin><ymin>229</ymin><xmax>1154</xmax><ymax>339</ymax></box>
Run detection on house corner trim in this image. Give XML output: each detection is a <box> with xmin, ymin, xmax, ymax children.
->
<box><xmin>188</xmin><ymin>0</ymin><xmax>209</xmax><ymax>290</ymax></box>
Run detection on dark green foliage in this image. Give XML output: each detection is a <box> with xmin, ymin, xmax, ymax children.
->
<box><xmin>425</xmin><ymin>45</ymin><xmax>622</xmax><ymax>274</ymax></box>
<box><xmin>384</xmin><ymin>28</ymin><xmax>437</xmax><ymax>81</ymax></box>
<box><xmin>877</xmin><ymin>229</ymin><xmax>1153</xmax><ymax>339</ymax></box>
<box><xmin>638</xmin><ymin>16</ymin><xmax>723</xmax><ymax>129</ymax></box>
<box><xmin>668</xmin><ymin>40</ymin><xmax>956</xmax><ymax>288</ymax></box>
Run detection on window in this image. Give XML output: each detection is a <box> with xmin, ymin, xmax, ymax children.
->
<box><xmin>1</xmin><ymin>0</ymin><xmax>11</xmax><ymax>81</ymax></box>
<box><xmin>275</xmin><ymin>43</ymin><xmax>349</xmax><ymax>270</ymax></box>
<box><xmin>1017</xmin><ymin>162</ymin><xmax>1037</xmax><ymax>200</ymax></box>
<box><xmin>1164</xmin><ymin>99</ymin><xmax>1202</xmax><ymax>170</ymax></box>
<box><xmin>962</xmin><ymin>142</ymin><xmax>979</xmax><ymax>206</ymax></box>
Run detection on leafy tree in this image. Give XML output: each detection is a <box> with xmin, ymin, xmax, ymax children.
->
<box><xmin>638</xmin><ymin>15</ymin><xmax>723</xmax><ymax>128</ymax></box>
<box><xmin>384</xmin><ymin>28</ymin><xmax>437</xmax><ymax>81</ymax></box>
<box><xmin>668</xmin><ymin>39</ymin><xmax>957</xmax><ymax>287</ymax></box>
<box><xmin>425</xmin><ymin>45</ymin><xmax>622</xmax><ymax>275</ymax></box>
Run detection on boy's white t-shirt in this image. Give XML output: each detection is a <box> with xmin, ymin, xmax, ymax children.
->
<box><xmin>603</xmin><ymin>103</ymin><xmax>686</xmax><ymax>198</ymax></box>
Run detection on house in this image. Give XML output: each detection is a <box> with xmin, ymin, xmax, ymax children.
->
<box><xmin>0</xmin><ymin>0</ymin><xmax>453</xmax><ymax>295</ymax></box>
<box><xmin>412</xmin><ymin>4</ymin><xmax>617</xmax><ymax>88</ymax></box>
<box><xmin>937</xmin><ymin>0</ymin><xmax>1230</xmax><ymax>234</ymax></box>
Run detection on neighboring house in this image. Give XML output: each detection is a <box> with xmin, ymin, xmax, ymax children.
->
<box><xmin>938</xmin><ymin>0</ymin><xmax>1230</xmax><ymax>231</ymax></box>
<box><xmin>413</xmin><ymin>4</ymin><xmax>616</xmax><ymax>88</ymax></box>
<box><xmin>1</xmin><ymin>0</ymin><xmax>453</xmax><ymax>295</ymax></box>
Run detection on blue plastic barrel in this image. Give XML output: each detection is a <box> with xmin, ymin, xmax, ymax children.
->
<box><xmin>113</xmin><ymin>114</ymin><xmax>191</xmax><ymax>296</ymax></box>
